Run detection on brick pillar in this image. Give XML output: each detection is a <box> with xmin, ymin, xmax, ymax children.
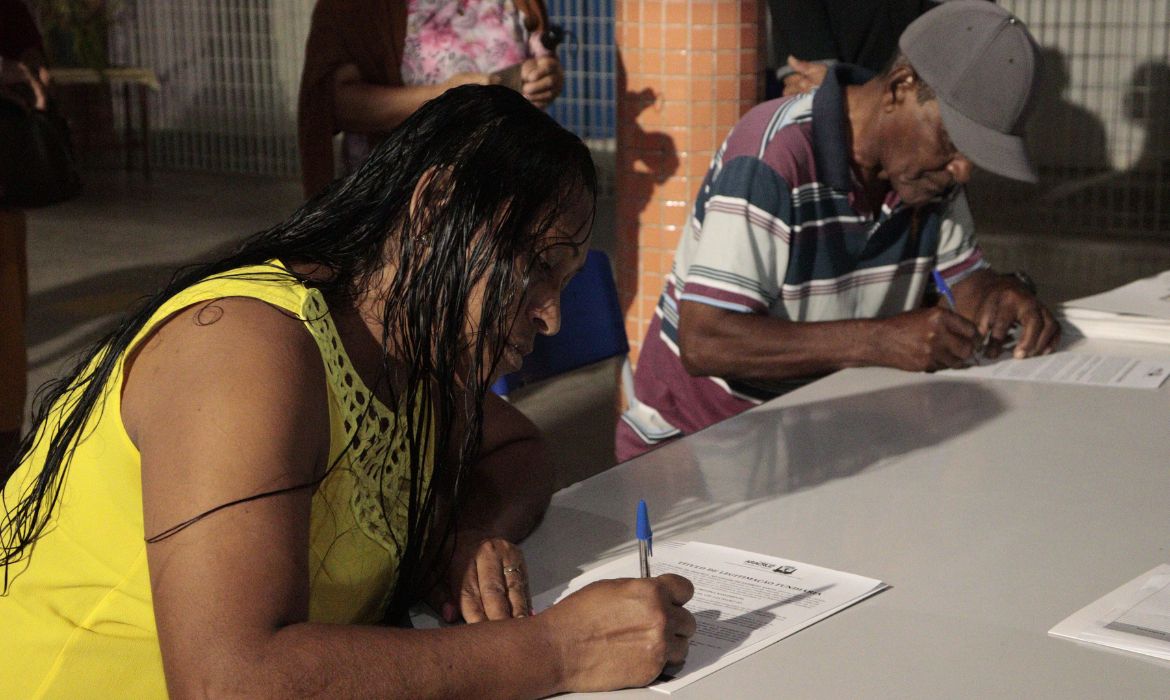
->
<box><xmin>615</xmin><ymin>0</ymin><xmax>762</xmax><ymax>365</ymax></box>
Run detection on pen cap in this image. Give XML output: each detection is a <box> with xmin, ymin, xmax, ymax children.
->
<box><xmin>636</xmin><ymin>499</ymin><xmax>652</xmax><ymax>544</ymax></box>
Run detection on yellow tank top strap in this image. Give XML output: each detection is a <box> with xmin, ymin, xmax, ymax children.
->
<box><xmin>128</xmin><ymin>261</ymin><xmax>312</xmax><ymax>351</ymax></box>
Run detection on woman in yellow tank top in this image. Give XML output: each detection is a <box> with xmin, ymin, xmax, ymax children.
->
<box><xmin>0</xmin><ymin>85</ymin><xmax>695</xmax><ymax>698</ymax></box>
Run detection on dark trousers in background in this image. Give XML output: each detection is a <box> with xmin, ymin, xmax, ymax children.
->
<box><xmin>0</xmin><ymin>207</ymin><xmax>27</xmax><ymax>466</ymax></box>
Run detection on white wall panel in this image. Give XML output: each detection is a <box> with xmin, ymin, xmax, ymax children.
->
<box><xmin>110</xmin><ymin>0</ymin><xmax>313</xmax><ymax>176</ymax></box>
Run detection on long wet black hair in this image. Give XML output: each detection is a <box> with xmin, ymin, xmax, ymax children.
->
<box><xmin>0</xmin><ymin>85</ymin><xmax>597</xmax><ymax>619</ymax></box>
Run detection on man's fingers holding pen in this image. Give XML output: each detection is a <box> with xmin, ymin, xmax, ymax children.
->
<box><xmin>874</xmin><ymin>307</ymin><xmax>977</xmax><ymax>371</ymax></box>
<box><xmin>1012</xmin><ymin>300</ymin><xmax>1060</xmax><ymax>358</ymax></box>
<box><xmin>937</xmin><ymin>311</ymin><xmax>980</xmax><ymax>368</ymax></box>
<box><xmin>1012</xmin><ymin>303</ymin><xmax>1044</xmax><ymax>357</ymax></box>
<box><xmin>1035</xmin><ymin>306</ymin><xmax>1061</xmax><ymax>355</ymax></box>
<box><xmin>973</xmin><ymin>278</ymin><xmax>1060</xmax><ymax>359</ymax></box>
<box><xmin>975</xmin><ymin>292</ymin><xmax>1013</xmax><ymax>357</ymax></box>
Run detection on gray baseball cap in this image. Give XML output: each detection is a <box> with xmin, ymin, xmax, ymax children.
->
<box><xmin>899</xmin><ymin>0</ymin><xmax>1041</xmax><ymax>182</ymax></box>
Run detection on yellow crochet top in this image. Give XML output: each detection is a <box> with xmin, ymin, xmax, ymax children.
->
<box><xmin>0</xmin><ymin>261</ymin><xmax>431</xmax><ymax>698</ymax></box>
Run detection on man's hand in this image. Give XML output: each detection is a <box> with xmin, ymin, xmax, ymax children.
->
<box><xmin>521</xmin><ymin>55</ymin><xmax>563</xmax><ymax>108</ymax></box>
<box><xmin>970</xmin><ymin>275</ymin><xmax>1060</xmax><ymax>359</ymax></box>
<box><xmin>677</xmin><ymin>298</ymin><xmax>981</xmax><ymax>382</ymax></box>
<box><xmin>869</xmin><ymin>307</ymin><xmax>980</xmax><ymax>371</ymax></box>
<box><xmin>781</xmin><ymin>56</ymin><xmax>828</xmax><ymax>96</ymax></box>
<box><xmin>429</xmin><ymin>530</ymin><xmax>531</xmax><ymax>624</ymax></box>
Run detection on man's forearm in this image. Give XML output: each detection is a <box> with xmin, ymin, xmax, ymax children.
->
<box><xmin>677</xmin><ymin>298</ymin><xmax>978</xmax><ymax>379</ymax></box>
<box><xmin>677</xmin><ymin>299</ymin><xmax>879</xmax><ymax>383</ymax></box>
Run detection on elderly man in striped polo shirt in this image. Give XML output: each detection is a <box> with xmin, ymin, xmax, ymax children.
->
<box><xmin>618</xmin><ymin>1</ymin><xmax>1059</xmax><ymax>462</ymax></box>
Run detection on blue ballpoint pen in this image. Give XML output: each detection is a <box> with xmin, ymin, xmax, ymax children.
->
<box><xmin>933</xmin><ymin>268</ymin><xmax>992</xmax><ymax>357</ymax></box>
<box><xmin>636</xmin><ymin>499</ymin><xmax>652</xmax><ymax>578</ymax></box>
<box><xmin>931</xmin><ymin>269</ymin><xmax>957</xmax><ymax>310</ymax></box>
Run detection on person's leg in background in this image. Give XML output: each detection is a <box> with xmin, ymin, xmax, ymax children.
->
<box><xmin>0</xmin><ymin>207</ymin><xmax>28</xmax><ymax>468</ymax></box>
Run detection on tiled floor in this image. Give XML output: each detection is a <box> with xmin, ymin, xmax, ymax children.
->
<box><xmin>23</xmin><ymin>170</ymin><xmax>621</xmax><ymax>490</ymax></box>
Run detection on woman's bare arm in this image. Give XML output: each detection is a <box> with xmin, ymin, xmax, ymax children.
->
<box><xmin>461</xmin><ymin>393</ymin><xmax>554</xmax><ymax>541</ymax></box>
<box><xmin>332</xmin><ymin>63</ymin><xmax>494</xmax><ymax>134</ymax></box>
<box><xmin>122</xmin><ymin>297</ymin><xmax>693</xmax><ymax>698</ymax></box>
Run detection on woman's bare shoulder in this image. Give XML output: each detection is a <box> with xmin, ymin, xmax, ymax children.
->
<box><xmin>122</xmin><ymin>296</ymin><xmax>331</xmax><ymax>472</ymax></box>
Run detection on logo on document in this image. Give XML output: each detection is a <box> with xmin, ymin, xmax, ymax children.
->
<box><xmin>745</xmin><ymin>559</ymin><xmax>797</xmax><ymax>574</ymax></box>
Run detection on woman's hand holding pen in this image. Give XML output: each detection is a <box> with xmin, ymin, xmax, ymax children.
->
<box><xmin>539</xmin><ymin>574</ymin><xmax>697</xmax><ymax>693</ymax></box>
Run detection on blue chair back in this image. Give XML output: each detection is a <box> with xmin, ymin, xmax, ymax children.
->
<box><xmin>491</xmin><ymin>250</ymin><xmax>628</xmax><ymax>395</ymax></box>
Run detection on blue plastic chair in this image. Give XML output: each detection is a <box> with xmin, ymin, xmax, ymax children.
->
<box><xmin>491</xmin><ymin>250</ymin><xmax>629</xmax><ymax>396</ymax></box>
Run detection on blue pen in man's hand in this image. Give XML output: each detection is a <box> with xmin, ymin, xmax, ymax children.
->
<box><xmin>636</xmin><ymin>499</ymin><xmax>652</xmax><ymax>578</ymax></box>
<box><xmin>932</xmin><ymin>268</ymin><xmax>993</xmax><ymax>358</ymax></box>
<box><xmin>931</xmin><ymin>269</ymin><xmax>957</xmax><ymax>310</ymax></box>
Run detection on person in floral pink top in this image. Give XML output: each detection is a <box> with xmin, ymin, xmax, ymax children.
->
<box><xmin>298</xmin><ymin>0</ymin><xmax>564</xmax><ymax>196</ymax></box>
<box><xmin>402</xmin><ymin>0</ymin><xmax>538</xmax><ymax>86</ymax></box>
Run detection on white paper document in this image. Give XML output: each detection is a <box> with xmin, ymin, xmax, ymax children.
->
<box><xmin>1059</xmin><ymin>308</ymin><xmax>1170</xmax><ymax>345</ymax></box>
<box><xmin>1060</xmin><ymin>271</ymin><xmax>1170</xmax><ymax>345</ymax></box>
<box><xmin>1050</xmin><ymin>564</ymin><xmax>1170</xmax><ymax>662</ymax></box>
<box><xmin>1063</xmin><ymin>271</ymin><xmax>1170</xmax><ymax>320</ymax></box>
<box><xmin>941</xmin><ymin>352</ymin><xmax>1170</xmax><ymax>389</ymax></box>
<box><xmin>533</xmin><ymin>541</ymin><xmax>888</xmax><ymax>694</ymax></box>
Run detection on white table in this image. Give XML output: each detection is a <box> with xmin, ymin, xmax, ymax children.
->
<box><xmin>522</xmin><ymin>338</ymin><xmax>1170</xmax><ymax>698</ymax></box>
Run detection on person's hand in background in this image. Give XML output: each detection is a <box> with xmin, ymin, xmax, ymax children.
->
<box><xmin>781</xmin><ymin>55</ymin><xmax>828</xmax><ymax>96</ymax></box>
<box><xmin>521</xmin><ymin>55</ymin><xmax>563</xmax><ymax>109</ymax></box>
<box><xmin>0</xmin><ymin>49</ymin><xmax>49</xmax><ymax>110</ymax></box>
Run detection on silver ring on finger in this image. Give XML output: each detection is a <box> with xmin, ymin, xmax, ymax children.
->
<box><xmin>502</xmin><ymin>565</ymin><xmax>522</xmax><ymax>575</ymax></box>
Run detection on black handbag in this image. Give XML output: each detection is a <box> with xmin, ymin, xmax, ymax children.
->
<box><xmin>0</xmin><ymin>94</ymin><xmax>82</xmax><ymax>208</ymax></box>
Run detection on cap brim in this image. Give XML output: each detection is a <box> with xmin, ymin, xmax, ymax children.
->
<box><xmin>937</xmin><ymin>98</ymin><xmax>1038</xmax><ymax>183</ymax></box>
